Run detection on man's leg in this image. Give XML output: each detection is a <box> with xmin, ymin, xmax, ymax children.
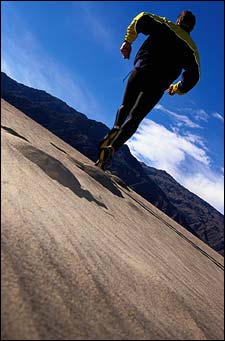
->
<box><xmin>110</xmin><ymin>89</ymin><xmax>164</xmax><ymax>151</ymax></box>
<box><xmin>114</xmin><ymin>68</ymin><xmax>143</xmax><ymax>127</ymax></box>
<box><xmin>98</xmin><ymin>68</ymin><xmax>143</xmax><ymax>149</ymax></box>
<box><xmin>95</xmin><ymin>69</ymin><xmax>143</xmax><ymax>169</ymax></box>
<box><xmin>95</xmin><ymin>88</ymin><xmax>163</xmax><ymax>170</ymax></box>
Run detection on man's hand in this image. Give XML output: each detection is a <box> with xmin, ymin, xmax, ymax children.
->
<box><xmin>167</xmin><ymin>84</ymin><xmax>176</xmax><ymax>96</ymax></box>
<box><xmin>120</xmin><ymin>41</ymin><xmax>132</xmax><ymax>59</ymax></box>
<box><xmin>166</xmin><ymin>81</ymin><xmax>184</xmax><ymax>96</ymax></box>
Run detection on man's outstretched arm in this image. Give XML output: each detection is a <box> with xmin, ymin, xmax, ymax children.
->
<box><xmin>120</xmin><ymin>12</ymin><xmax>161</xmax><ymax>59</ymax></box>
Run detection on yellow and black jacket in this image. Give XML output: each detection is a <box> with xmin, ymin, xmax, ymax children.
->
<box><xmin>124</xmin><ymin>12</ymin><xmax>200</xmax><ymax>94</ymax></box>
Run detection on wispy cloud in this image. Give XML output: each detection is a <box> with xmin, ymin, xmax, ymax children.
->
<box><xmin>176</xmin><ymin>105</ymin><xmax>224</xmax><ymax>124</ymax></box>
<box><xmin>176</xmin><ymin>106</ymin><xmax>209</xmax><ymax>123</ymax></box>
<box><xmin>76</xmin><ymin>2</ymin><xmax>116</xmax><ymax>52</ymax></box>
<box><xmin>154</xmin><ymin>104</ymin><xmax>201</xmax><ymax>128</ymax></box>
<box><xmin>195</xmin><ymin>109</ymin><xmax>209</xmax><ymax>122</ymax></box>
<box><xmin>212</xmin><ymin>112</ymin><xmax>224</xmax><ymax>122</ymax></box>
<box><xmin>181</xmin><ymin>131</ymin><xmax>209</xmax><ymax>150</ymax></box>
<box><xmin>2</xmin><ymin>17</ymin><xmax>101</xmax><ymax>119</ymax></box>
<box><xmin>127</xmin><ymin>118</ymin><xmax>224</xmax><ymax>213</ymax></box>
<box><xmin>1</xmin><ymin>59</ymin><xmax>12</xmax><ymax>78</ymax></box>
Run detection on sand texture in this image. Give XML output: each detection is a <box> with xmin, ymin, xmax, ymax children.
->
<box><xmin>1</xmin><ymin>99</ymin><xmax>224</xmax><ymax>340</ymax></box>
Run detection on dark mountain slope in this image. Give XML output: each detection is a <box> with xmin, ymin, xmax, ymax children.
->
<box><xmin>1</xmin><ymin>72</ymin><xmax>223</xmax><ymax>255</ymax></box>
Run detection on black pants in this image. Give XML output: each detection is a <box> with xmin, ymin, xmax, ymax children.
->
<box><xmin>110</xmin><ymin>67</ymin><xmax>165</xmax><ymax>151</ymax></box>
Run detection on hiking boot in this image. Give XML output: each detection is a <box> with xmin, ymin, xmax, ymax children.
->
<box><xmin>95</xmin><ymin>146</ymin><xmax>115</xmax><ymax>171</ymax></box>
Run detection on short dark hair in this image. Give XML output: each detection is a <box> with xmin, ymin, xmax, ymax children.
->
<box><xmin>177</xmin><ymin>10</ymin><xmax>196</xmax><ymax>32</ymax></box>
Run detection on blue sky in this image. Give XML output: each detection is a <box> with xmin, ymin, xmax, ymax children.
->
<box><xmin>1</xmin><ymin>1</ymin><xmax>224</xmax><ymax>213</ymax></box>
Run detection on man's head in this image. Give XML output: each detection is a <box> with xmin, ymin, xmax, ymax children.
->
<box><xmin>176</xmin><ymin>10</ymin><xmax>196</xmax><ymax>33</ymax></box>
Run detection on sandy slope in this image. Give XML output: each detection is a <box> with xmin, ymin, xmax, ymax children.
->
<box><xmin>1</xmin><ymin>99</ymin><xmax>224</xmax><ymax>340</ymax></box>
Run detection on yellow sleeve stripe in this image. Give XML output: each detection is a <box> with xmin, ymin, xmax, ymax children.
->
<box><xmin>124</xmin><ymin>12</ymin><xmax>147</xmax><ymax>44</ymax></box>
<box><xmin>124</xmin><ymin>12</ymin><xmax>167</xmax><ymax>44</ymax></box>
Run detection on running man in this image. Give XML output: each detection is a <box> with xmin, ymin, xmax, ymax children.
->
<box><xmin>95</xmin><ymin>10</ymin><xmax>200</xmax><ymax>170</ymax></box>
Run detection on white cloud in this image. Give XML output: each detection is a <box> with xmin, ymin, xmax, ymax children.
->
<box><xmin>154</xmin><ymin>104</ymin><xmax>201</xmax><ymax>128</ymax></box>
<box><xmin>127</xmin><ymin>118</ymin><xmax>224</xmax><ymax>213</ymax></box>
<box><xmin>181</xmin><ymin>132</ymin><xmax>208</xmax><ymax>150</ymax></box>
<box><xmin>182</xmin><ymin>172</ymin><xmax>224</xmax><ymax>214</ymax></box>
<box><xmin>212</xmin><ymin>112</ymin><xmax>224</xmax><ymax>122</ymax></box>
<box><xmin>127</xmin><ymin>119</ymin><xmax>210</xmax><ymax>172</ymax></box>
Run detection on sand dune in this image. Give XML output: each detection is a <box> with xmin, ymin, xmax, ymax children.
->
<box><xmin>1</xmin><ymin>99</ymin><xmax>224</xmax><ymax>340</ymax></box>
